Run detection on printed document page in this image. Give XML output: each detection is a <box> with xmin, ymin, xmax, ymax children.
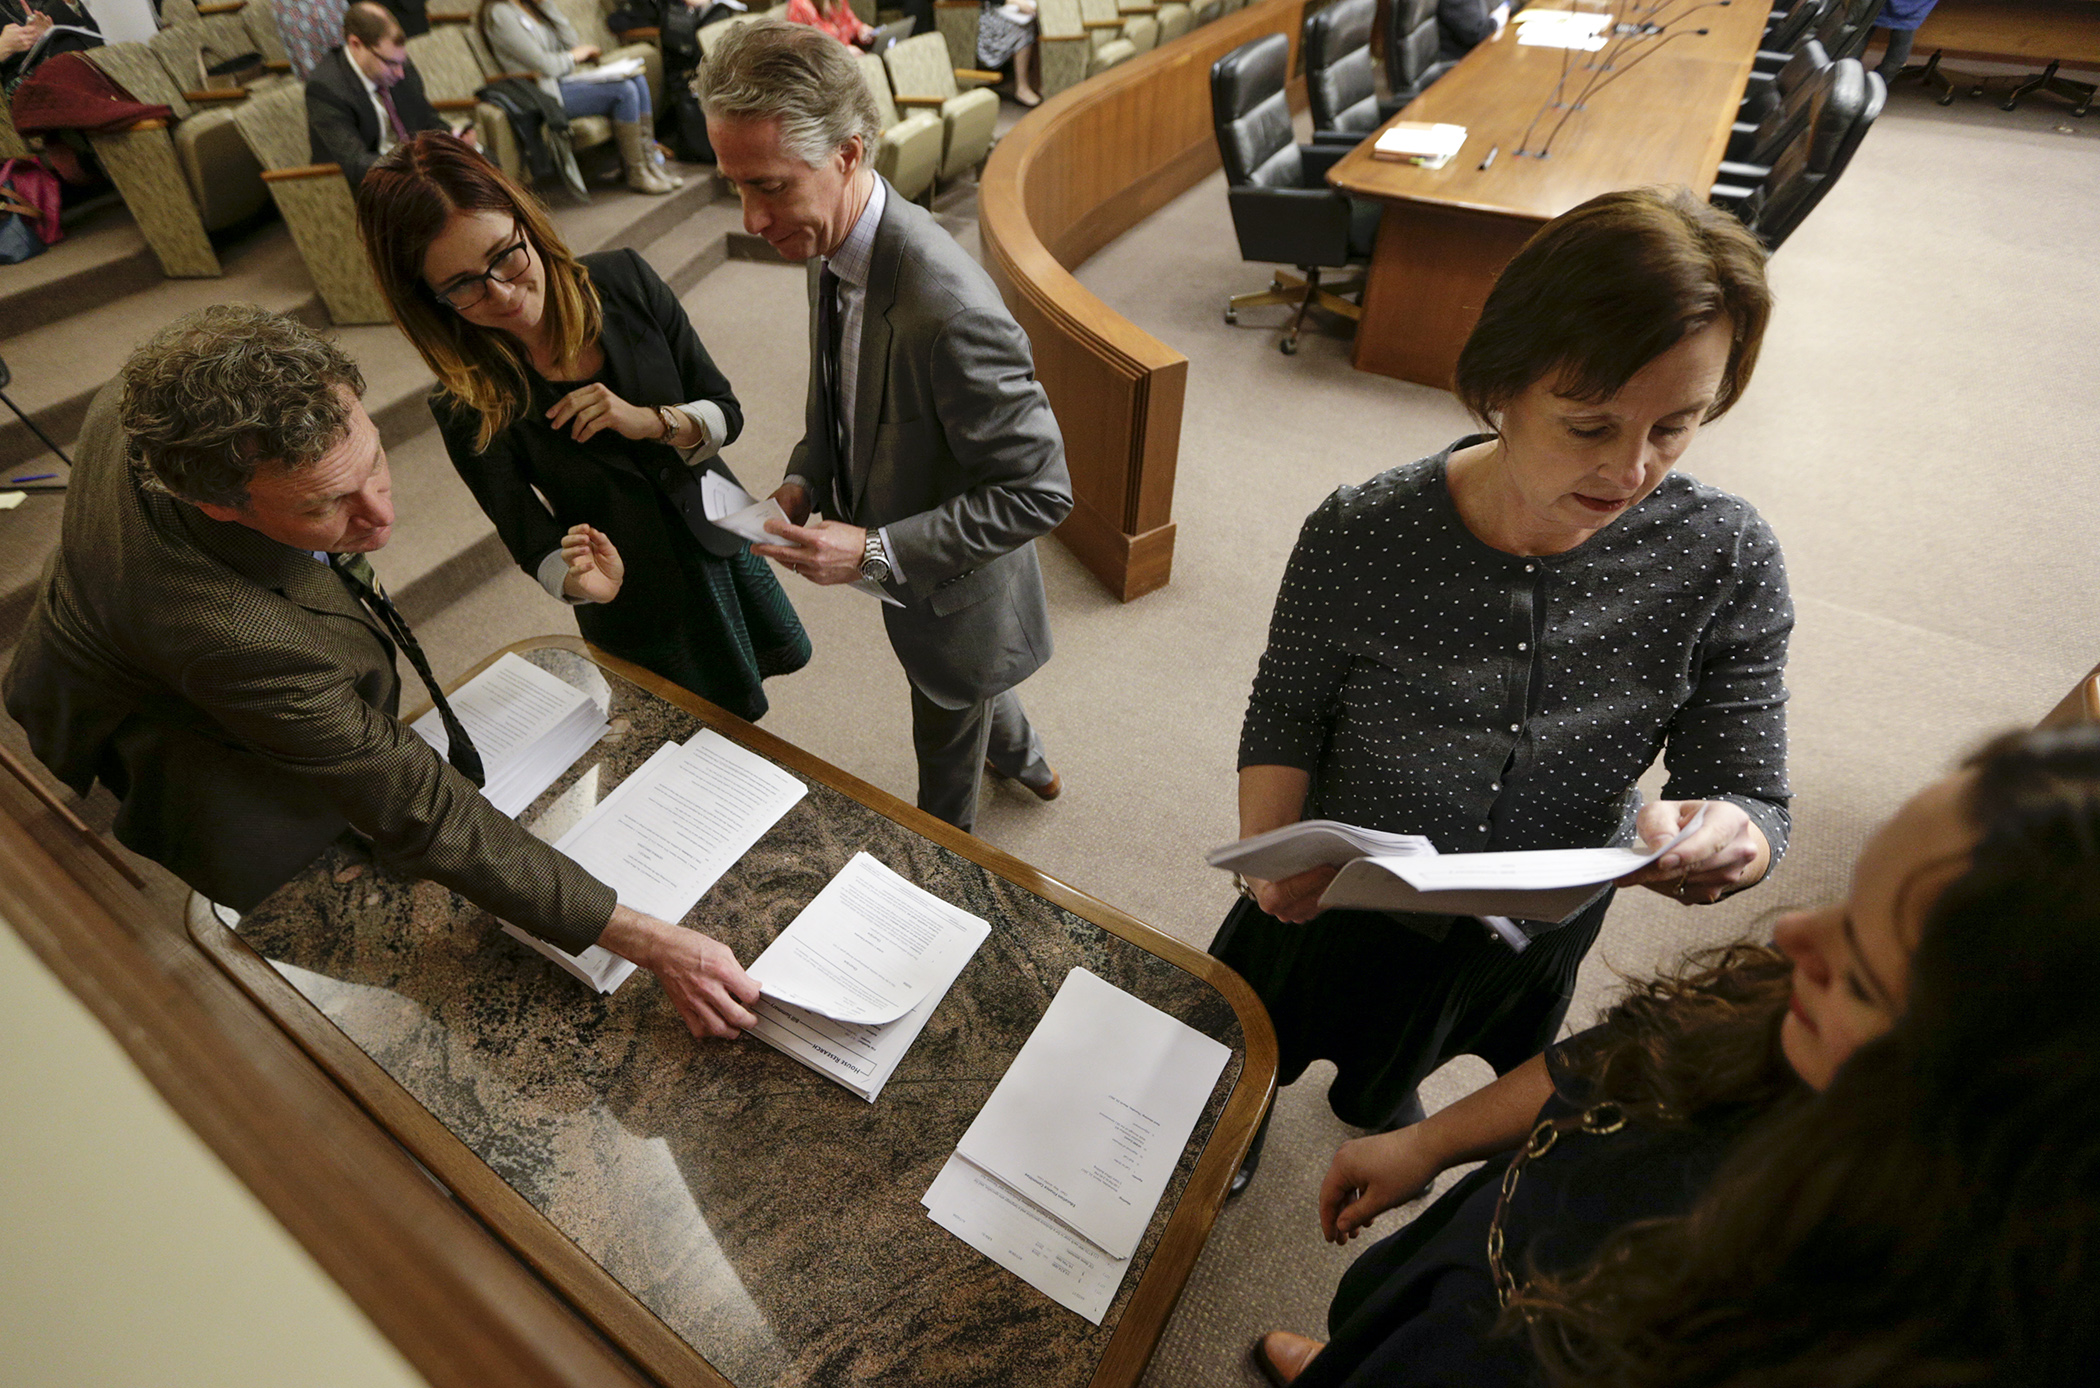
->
<box><xmin>502</xmin><ymin>731</ymin><xmax>807</xmax><ymax>993</ymax></box>
<box><xmin>953</xmin><ymin>968</ymin><xmax>1230</xmax><ymax>1262</ymax></box>
<box><xmin>412</xmin><ymin>651</ymin><xmax>609</xmax><ymax>818</ymax></box>
<box><xmin>1205</xmin><ymin>820</ymin><xmax>1435</xmax><ymax>880</ymax></box>
<box><xmin>747</xmin><ymin>852</ymin><xmax>988</xmax><ymax>1023</ymax></box>
<box><xmin>922</xmin><ymin>1155</ymin><xmax>1125</xmax><ymax>1324</ymax></box>
<box><xmin>746</xmin><ymin>859</ymin><xmax>987</xmax><ymax>1100</ymax></box>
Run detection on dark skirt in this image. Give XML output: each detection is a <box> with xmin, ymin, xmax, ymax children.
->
<box><xmin>577</xmin><ymin>543</ymin><xmax>810</xmax><ymax>724</ymax></box>
<box><xmin>1208</xmin><ymin>892</ymin><xmax>1612</xmax><ymax>1128</ymax></box>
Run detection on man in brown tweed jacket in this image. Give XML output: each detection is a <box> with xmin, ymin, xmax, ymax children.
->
<box><xmin>4</xmin><ymin>306</ymin><xmax>759</xmax><ymax>1040</ymax></box>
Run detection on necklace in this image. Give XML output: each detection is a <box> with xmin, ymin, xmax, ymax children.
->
<box><xmin>1487</xmin><ymin>1102</ymin><xmax>1628</xmax><ymax>1310</ymax></box>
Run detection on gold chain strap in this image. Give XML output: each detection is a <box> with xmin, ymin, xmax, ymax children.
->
<box><xmin>1488</xmin><ymin>1102</ymin><xmax>1627</xmax><ymax>1309</ymax></box>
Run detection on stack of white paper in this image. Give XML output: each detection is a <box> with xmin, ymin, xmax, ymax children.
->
<box><xmin>745</xmin><ymin>852</ymin><xmax>989</xmax><ymax>1101</ymax></box>
<box><xmin>1513</xmin><ymin>7</ymin><xmax>1610</xmax><ymax>49</ymax></box>
<box><xmin>924</xmin><ymin>968</ymin><xmax>1231</xmax><ymax>1324</ymax></box>
<box><xmin>1372</xmin><ymin>121</ymin><xmax>1469</xmax><ymax>168</ymax></box>
<box><xmin>503</xmin><ymin>728</ymin><xmax>809</xmax><ymax>992</ymax></box>
<box><xmin>412</xmin><ymin>652</ymin><xmax>609</xmax><ymax>818</ymax></box>
<box><xmin>1205</xmin><ymin>819</ymin><xmax>1434</xmax><ymax>880</ymax></box>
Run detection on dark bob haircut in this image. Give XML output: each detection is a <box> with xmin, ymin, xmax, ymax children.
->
<box><xmin>1453</xmin><ymin>185</ymin><xmax>1771</xmax><ymax>425</ymax></box>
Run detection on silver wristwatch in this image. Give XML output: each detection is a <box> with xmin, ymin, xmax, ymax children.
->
<box><xmin>859</xmin><ymin>531</ymin><xmax>891</xmax><ymax>585</ymax></box>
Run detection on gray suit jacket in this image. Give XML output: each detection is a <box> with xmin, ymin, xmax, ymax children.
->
<box><xmin>791</xmin><ymin>180</ymin><xmax>1073</xmax><ymax>710</ymax></box>
<box><xmin>1</xmin><ymin>383</ymin><xmax>616</xmax><ymax>950</ymax></box>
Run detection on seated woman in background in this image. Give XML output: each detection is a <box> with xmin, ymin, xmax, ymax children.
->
<box><xmin>356</xmin><ymin>133</ymin><xmax>810</xmax><ymax>723</ymax></box>
<box><xmin>1218</xmin><ymin>185</ymin><xmax>1789</xmax><ymax>1191</ymax></box>
<box><xmin>784</xmin><ymin>0</ymin><xmax>876</xmax><ymax>49</ymax></box>
<box><xmin>478</xmin><ymin>0</ymin><xmax>677</xmax><ymax>193</ymax></box>
<box><xmin>1253</xmin><ymin>725</ymin><xmax>2100</xmax><ymax>1387</ymax></box>
<box><xmin>977</xmin><ymin>0</ymin><xmax>1039</xmax><ymax>107</ymax></box>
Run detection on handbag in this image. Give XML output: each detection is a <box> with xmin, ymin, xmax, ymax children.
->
<box><xmin>197</xmin><ymin>43</ymin><xmax>266</xmax><ymax>91</ymax></box>
<box><xmin>0</xmin><ymin>156</ymin><xmax>60</xmax><ymax>262</ymax></box>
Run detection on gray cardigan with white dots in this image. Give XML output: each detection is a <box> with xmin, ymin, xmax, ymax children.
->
<box><xmin>1241</xmin><ymin>439</ymin><xmax>1792</xmax><ymax>863</ymax></box>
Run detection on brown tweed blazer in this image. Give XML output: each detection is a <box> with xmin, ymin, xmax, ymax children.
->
<box><xmin>2</xmin><ymin>383</ymin><xmax>616</xmax><ymax>951</ymax></box>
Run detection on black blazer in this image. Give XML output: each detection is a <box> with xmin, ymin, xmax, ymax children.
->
<box><xmin>306</xmin><ymin>46</ymin><xmax>448</xmax><ymax>189</ymax></box>
<box><xmin>431</xmin><ymin>248</ymin><xmax>750</xmax><ymax>642</ymax></box>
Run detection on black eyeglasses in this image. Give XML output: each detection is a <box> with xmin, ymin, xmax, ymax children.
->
<box><xmin>431</xmin><ymin>233</ymin><xmax>531</xmax><ymax>310</ymax></box>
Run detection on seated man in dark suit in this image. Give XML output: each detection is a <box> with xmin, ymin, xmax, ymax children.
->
<box><xmin>1437</xmin><ymin>0</ymin><xmax>1509</xmax><ymax>63</ymax></box>
<box><xmin>306</xmin><ymin>1</ymin><xmax>460</xmax><ymax>189</ymax></box>
<box><xmin>3</xmin><ymin>305</ymin><xmax>759</xmax><ymax>1042</ymax></box>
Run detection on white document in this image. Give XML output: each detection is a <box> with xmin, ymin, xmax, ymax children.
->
<box><xmin>746</xmin><ymin>863</ymin><xmax>986</xmax><ymax>1100</ymax></box>
<box><xmin>1206</xmin><ymin>819</ymin><xmax>1435</xmax><ymax>881</ymax></box>
<box><xmin>1319</xmin><ymin>807</ymin><xmax>1708</xmax><ymax>921</ymax></box>
<box><xmin>748</xmin><ymin>852</ymin><xmax>988</xmax><ymax>1024</ymax></box>
<box><xmin>1512</xmin><ymin>7</ymin><xmax>1610</xmax><ymax>47</ymax></box>
<box><xmin>952</xmin><ymin>968</ymin><xmax>1230</xmax><ymax>1262</ymax></box>
<box><xmin>699</xmin><ymin>472</ymin><xmax>794</xmax><ymax>548</ymax></box>
<box><xmin>570</xmin><ymin>56</ymin><xmax>646</xmax><ymax>82</ymax></box>
<box><xmin>413</xmin><ymin>652</ymin><xmax>609</xmax><ymax>819</ymax></box>
<box><xmin>923</xmin><ymin>1155</ymin><xmax>1125</xmax><ymax>1324</ymax></box>
<box><xmin>503</xmin><ymin>731</ymin><xmax>808</xmax><ymax>993</ymax></box>
<box><xmin>1517</xmin><ymin>27</ymin><xmax>1607</xmax><ymax>49</ymax></box>
<box><xmin>82</xmin><ymin>0</ymin><xmax>158</xmax><ymax>45</ymax></box>
<box><xmin>1373</xmin><ymin>121</ymin><xmax>1469</xmax><ymax>159</ymax></box>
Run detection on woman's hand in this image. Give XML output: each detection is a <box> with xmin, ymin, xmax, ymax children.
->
<box><xmin>0</xmin><ymin>16</ymin><xmax>47</xmax><ymax>59</ymax></box>
<box><xmin>570</xmin><ymin>42</ymin><xmax>602</xmax><ymax>62</ymax></box>
<box><xmin>547</xmin><ymin>383</ymin><xmax>658</xmax><ymax>443</ymax></box>
<box><xmin>1243</xmin><ymin>863</ymin><xmax>1339</xmax><ymax>924</ymax></box>
<box><xmin>1618</xmin><ymin>799</ymin><xmax>1771</xmax><ymax>905</ymax></box>
<box><xmin>560</xmin><ymin>523</ymin><xmax>624</xmax><ymax>603</ymax></box>
<box><xmin>1319</xmin><ymin>1127</ymin><xmax>1443</xmax><ymax>1244</ymax></box>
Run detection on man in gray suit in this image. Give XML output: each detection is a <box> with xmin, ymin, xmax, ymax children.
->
<box><xmin>3</xmin><ymin>306</ymin><xmax>759</xmax><ymax>1041</ymax></box>
<box><xmin>700</xmin><ymin>21</ymin><xmax>1073</xmax><ymax>835</ymax></box>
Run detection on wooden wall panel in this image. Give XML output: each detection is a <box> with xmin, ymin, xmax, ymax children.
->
<box><xmin>982</xmin><ymin>0</ymin><xmax>1311</xmax><ymax>601</ymax></box>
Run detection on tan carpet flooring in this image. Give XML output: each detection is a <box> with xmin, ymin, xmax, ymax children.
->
<box><xmin>290</xmin><ymin>80</ymin><xmax>2100</xmax><ymax>1386</ymax></box>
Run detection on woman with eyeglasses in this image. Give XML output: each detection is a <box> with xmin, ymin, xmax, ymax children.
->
<box><xmin>355</xmin><ymin>133</ymin><xmax>810</xmax><ymax>721</ymax></box>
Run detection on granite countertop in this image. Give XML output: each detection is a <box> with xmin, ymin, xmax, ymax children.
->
<box><xmin>235</xmin><ymin>647</ymin><xmax>1248</xmax><ymax>1387</ymax></box>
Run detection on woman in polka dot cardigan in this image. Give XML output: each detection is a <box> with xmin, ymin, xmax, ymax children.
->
<box><xmin>1215</xmin><ymin>187</ymin><xmax>1792</xmax><ymax>1193</ymax></box>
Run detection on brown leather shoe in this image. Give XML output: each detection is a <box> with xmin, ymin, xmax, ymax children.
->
<box><xmin>984</xmin><ymin>759</ymin><xmax>1061</xmax><ymax>801</ymax></box>
<box><xmin>1252</xmin><ymin>1331</ymin><xmax>1324</xmax><ymax>1387</ymax></box>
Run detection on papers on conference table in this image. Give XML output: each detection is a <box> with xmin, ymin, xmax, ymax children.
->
<box><xmin>745</xmin><ymin>852</ymin><xmax>988</xmax><ymax>1100</ymax></box>
<box><xmin>412</xmin><ymin>652</ymin><xmax>610</xmax><ymax>818</ymax></box>
<box><xmin>1205</xmin><ymin>807</ymin><xmax>1708</xmax><ymax>924</ymax></box>
<box><xmin>1371</xmin><ymin>121</ymin><xmax>1469</xmax><ymax>168</ymax></box>
<box><xmin>925</xmin><ymin>968</ymin><xmax>1231</xmax><ymax>1323</ymax></box>
<box><xmin>1512</xmin><ymin>7</ymin><xmax>1610</xmax><ymax>49</ymax></box>
<box><xmin>568</xmin><ymin>55</ymin><xmax>646</xmax><ymax>82</ymax></box>
<box><xmin>501</xmin><ymin>729</ymin><xmax>808</xmax><ymax>992</ymax></box>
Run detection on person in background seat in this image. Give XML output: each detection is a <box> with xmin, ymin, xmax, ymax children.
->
<box><xmin>307</xmin><ymin>1</ymin><xmax>460</xmax><ymax>189</ymax></box>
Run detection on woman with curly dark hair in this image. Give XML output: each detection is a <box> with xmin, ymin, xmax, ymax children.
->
<box><xmin>1254</xmin><ymin>724</ymin><xmax>2100</xmax><ymax>1387</ymax></box>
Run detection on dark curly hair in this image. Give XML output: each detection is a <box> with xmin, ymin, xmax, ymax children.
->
<box><xmin>121</xmin><ymin>304</ymin><xmax>366</xmax><ymax>509</ymax></box>
<box><xmin>1517</xmin><ymin>726</ymin><xmax>2100</xmax><ymax>1388</ymax></box>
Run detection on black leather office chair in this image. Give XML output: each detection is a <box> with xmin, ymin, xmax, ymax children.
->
<box><xmin>1212</xmin><ymin>32</ymin><xmax>1376</xmax><ymax>354</ymax></box>
<box><xmin>1758</xmin><ymin>67</ymin><xmax>1883</xmax><ymax>248</ymax></box>
<box><xmin>1712</xmin><ymin>59</ymin><xmax>1881</xmax><ymax>250</ymax></box>
<box><xmin>1726</xmin><ymin>41</ymin><xmax>1832</xmax><ymax>167</ymax></box>
<box><xmin>1741</xmin><ymin>37</ymin><xmax>1830</xmax><ymax>125</ymax></box>
<box><xmin>1305</xmin><ymin>0</ymin><xmax>1383</xmax><ymax>143</ymax></box>
<box><xmin>1384</xmin><ymin>0</ymin><xmax>1444</xmax><ymax>109</ymax></box>
<box><xmin>1814</xmin><ymin>0</ymin><xmax>1883</xmax><ymax>61</ymax></box>
<box><xmin>1751</xmin><ymin>0</ymin><xmax>1834</xmax><ymax>79</ymax></box>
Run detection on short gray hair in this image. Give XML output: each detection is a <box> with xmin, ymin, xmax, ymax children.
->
<box><xmin>121</xmin><ymin>304</ymin><xmax>366</xmax><ymax>510</ymax></box>
<box><xmin>694</xmin><ymin>19</ymin><xmax>881</xmax><ymax>166</ymax></box>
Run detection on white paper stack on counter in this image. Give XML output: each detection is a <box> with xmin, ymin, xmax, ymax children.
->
<box><xmin>1371</xmin><ymin>121</ymin><xmax>1469</xmax><ymax>168</ymax></box>
<box><xmin>745</xmin><ymin>852</ymin><xmax>989</xmax><ymax>1101</ymax></box>
<box><xmin>1512</xmin><ymin>7</ymin><xmax>1610</xmax><ymax>49</ymax></box>
<box><xmin>502</xmin><ymin>728</ymin><xmax>809</xmax><ymax>992</ymax></box>
<box><xmin>1204</xmin><ymin>807</ymin><xmax>1707</xmax><ymax>923</ymax></box>
<box><xmin>923</xmin><ymin>968</ymin><xmax>1231</xmax><ymax>1324</ymax></box>
<box><xmin>412</xmin><ymin>652</ymin><xmax>610</xmax><ymax>818</ymax></box>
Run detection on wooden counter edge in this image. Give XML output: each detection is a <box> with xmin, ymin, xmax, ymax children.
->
<box><xmin>0</xmin><ymin>744</ymin><xmax>658</xmax><ymax>1388</ymax></box>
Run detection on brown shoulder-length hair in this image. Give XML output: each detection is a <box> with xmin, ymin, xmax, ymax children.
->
<box><xmin>1454</xmin><ymin>186</ymin><xmax>1771</xmax><ymax>425</ymax></box>
<box><xmin>354</xmin><ymin>131</ymin><xmax>602</xmax><ymax>451</ymax></box>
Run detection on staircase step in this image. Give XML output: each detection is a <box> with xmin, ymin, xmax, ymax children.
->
<box><xmin>0</xmin><ymin>201</ymin><xmax>162</xmax><ymax>343</ymax></box>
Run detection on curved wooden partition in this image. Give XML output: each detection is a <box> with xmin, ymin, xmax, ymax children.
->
<box><xmin>981</xmin><ymin>0</ymin><xmax>1311</xmax><ymax>601</ymax></box>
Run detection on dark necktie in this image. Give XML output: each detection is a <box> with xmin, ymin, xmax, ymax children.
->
<box><xmin>816</xmin><ymin>263</ymin><xmax>852</xmax><ymax>515</ymax></box>
<box><xmin>330</xmin><ymin>552</ymin><xmax>485</xmax><ymax>787</ymax></box>
<box><xmin>375</xmin><ymin>83</ymin><xmax>409</xmax><ymax>144</ymax></box>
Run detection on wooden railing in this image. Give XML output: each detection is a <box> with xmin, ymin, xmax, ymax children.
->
<box><xmin>981</xmin><ymin>0</ymin><xmax>1312</xmax><ymax>601</ymax></box>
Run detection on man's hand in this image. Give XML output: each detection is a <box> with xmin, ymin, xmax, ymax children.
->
<box><xmin>1617</xmin><ymin>799</ymin><xmax>1770</xmax><ymax>905</ymax></box>
<box><xmin>752</xmin><ymin>517</ymin><xmax>868</xmax><ymax>585</ymax></box>
<box><xmin>597</xmin><ymin>905</ymin><xmax>761</xmax><ymax>1040</ymax></box>
<box><xmin>547</xmin><ymin>382</ymin><xmax>658</xmax><ymax>444</ymax></box>
<box><xmin>770</xmin><ymin>481</ymin><xmax>812</xmax><ymax>526</ymax></box>
<box><xmin>559</xmin><ymin>523</ymin><xmax>624</xmax><ymax>603</ymax></box>
<box><xmin>1319</xmin><ymin>1127</ymin><xmax>1444</xmax><ymax>1244</ymax></box>
<box><xmin>1242</xmin><ymin>863</ymin><xmax>1339</xmax><ymax>924</ymax></box>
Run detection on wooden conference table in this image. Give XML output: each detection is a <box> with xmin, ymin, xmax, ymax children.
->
<box><xmin>189</xmin><ymin>638</ymin><xmax>1275</xmax><ymax>1388</ymax></box>
<box><xmin>1328</xmin><ymin>0</ymin><xmax>1773</xmax><ymax>386</ymax></box>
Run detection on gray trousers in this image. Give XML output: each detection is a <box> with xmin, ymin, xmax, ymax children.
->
<box><xmin>909</xmin><ymin>684</ymin><xmax>1050</xmax><ymax>833</ymax></box>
